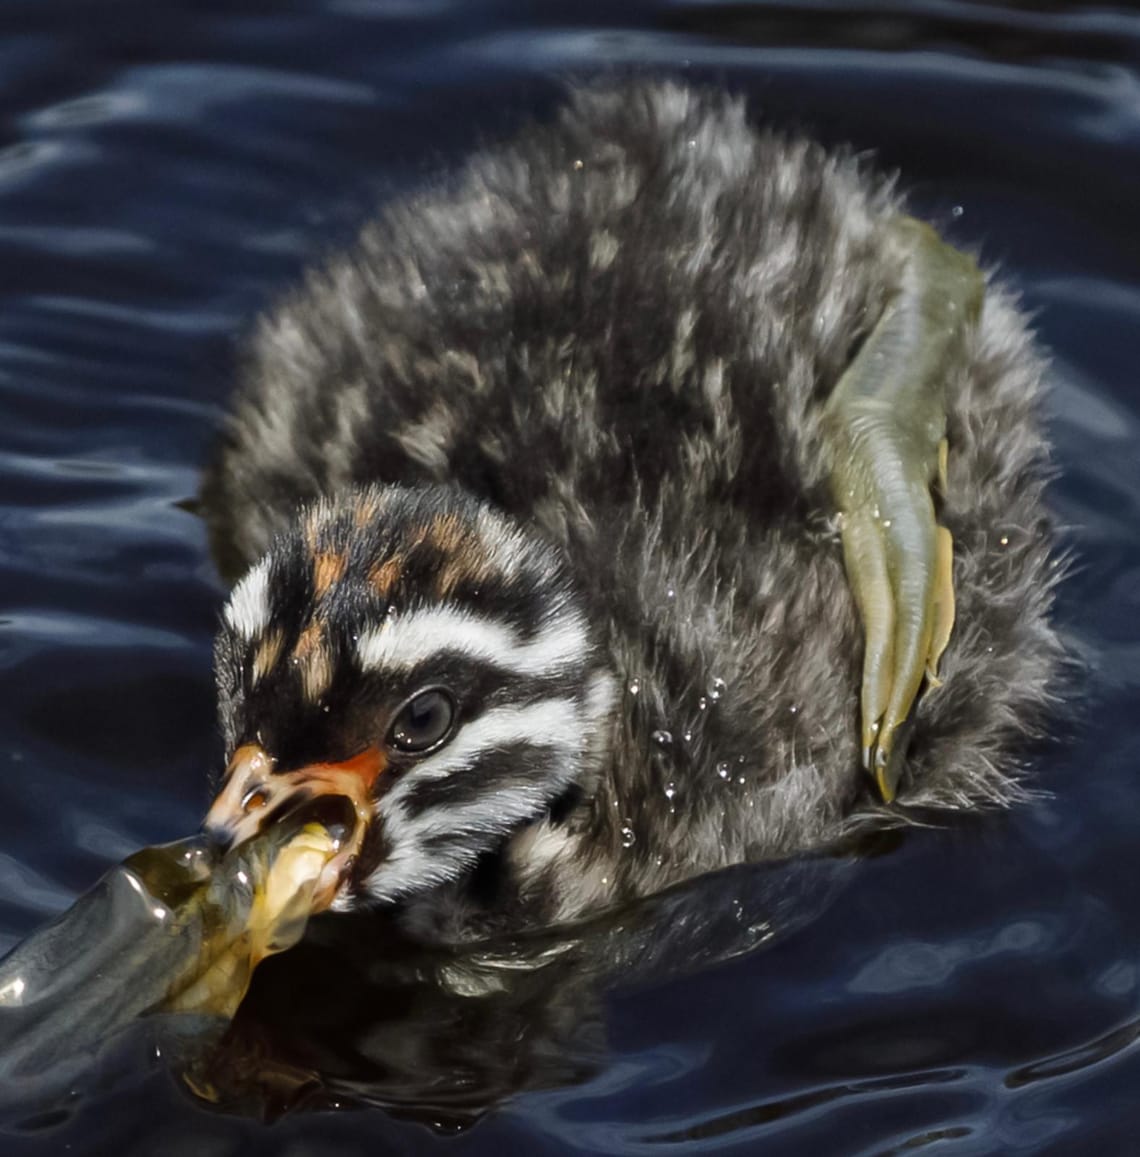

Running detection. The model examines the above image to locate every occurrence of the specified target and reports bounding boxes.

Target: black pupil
[392,690,453,753]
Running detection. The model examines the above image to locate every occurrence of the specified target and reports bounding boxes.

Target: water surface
[1,1,1138,1153]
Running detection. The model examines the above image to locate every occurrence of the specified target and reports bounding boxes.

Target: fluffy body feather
[203,82,1062,943]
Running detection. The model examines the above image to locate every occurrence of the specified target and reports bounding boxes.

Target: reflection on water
[0,1,1138,1153]
[188,855,843,1126]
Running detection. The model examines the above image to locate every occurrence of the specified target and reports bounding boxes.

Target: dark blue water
[1,1,1138,1152]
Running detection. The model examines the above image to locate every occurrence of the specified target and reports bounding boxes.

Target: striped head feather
[211,484,616,908]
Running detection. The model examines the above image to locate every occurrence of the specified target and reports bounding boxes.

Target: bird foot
[835,487,955,801]
[824,217,983,802]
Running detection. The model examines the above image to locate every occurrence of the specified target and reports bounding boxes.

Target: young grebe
[201,82,1062,945]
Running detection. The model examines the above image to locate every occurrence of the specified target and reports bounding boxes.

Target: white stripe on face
[356,606,589,679]
[365,784,556,903]
[408,783,556,840]
[584,669,617,733]
[224,558,272,640]
[338,841,457,909]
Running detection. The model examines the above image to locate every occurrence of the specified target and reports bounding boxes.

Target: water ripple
[643,1067,972,1143]
[1005,1013,1140,1090]
[0,1,1134,1153]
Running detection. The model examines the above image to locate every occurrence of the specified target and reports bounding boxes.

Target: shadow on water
[0,1,1138,1154]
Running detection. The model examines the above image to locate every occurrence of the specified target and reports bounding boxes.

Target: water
[1,0,1138,1152]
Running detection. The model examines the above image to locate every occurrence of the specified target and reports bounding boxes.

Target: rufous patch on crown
[369,556,403,599]
[251,628,285,685]
[426,513,466,554]
[429,513,493,597]
[313,550,348,597]
[292,618,334,702]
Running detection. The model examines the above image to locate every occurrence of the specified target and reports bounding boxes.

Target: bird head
[205,485,616,912]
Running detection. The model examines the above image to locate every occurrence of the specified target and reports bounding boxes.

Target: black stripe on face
[398,741,567,821]
[356,651,589,729]
[445,570,561,642]
[487,668,588,710]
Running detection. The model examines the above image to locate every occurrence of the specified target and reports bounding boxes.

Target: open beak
[204,743,386,909]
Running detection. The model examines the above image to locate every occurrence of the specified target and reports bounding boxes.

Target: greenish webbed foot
[823,217,984,802]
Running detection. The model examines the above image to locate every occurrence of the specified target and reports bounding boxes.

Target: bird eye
[389,689,455,754]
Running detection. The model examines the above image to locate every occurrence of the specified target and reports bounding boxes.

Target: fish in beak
[204,743,386,910]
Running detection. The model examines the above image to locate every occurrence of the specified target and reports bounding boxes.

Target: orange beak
[204,743,386,905]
